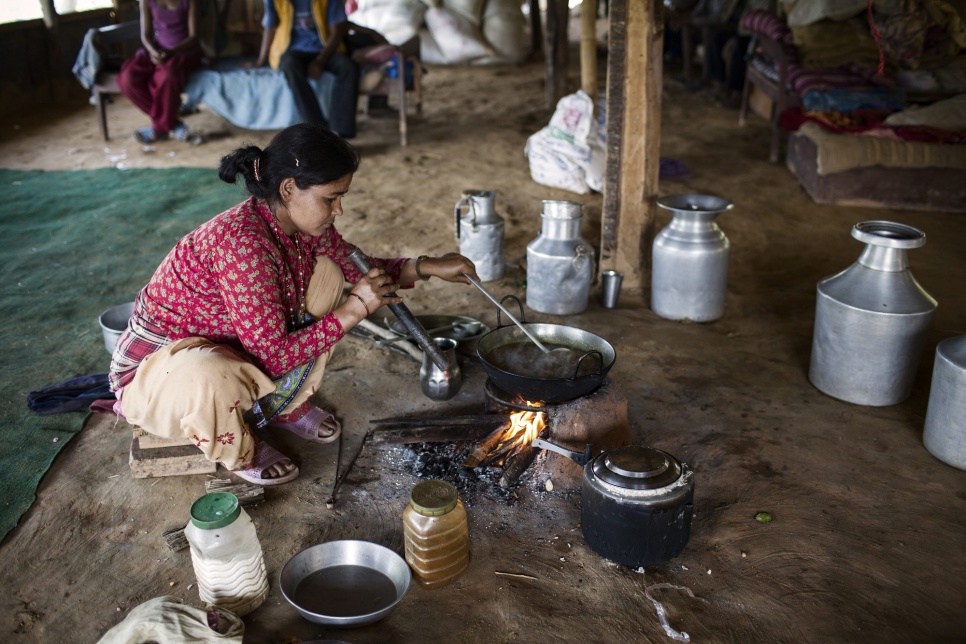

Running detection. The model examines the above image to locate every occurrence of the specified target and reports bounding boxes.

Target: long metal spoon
[463,273,553,354]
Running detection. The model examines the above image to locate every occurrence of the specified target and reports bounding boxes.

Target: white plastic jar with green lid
[184,492,269,617]
[402,480,469,589]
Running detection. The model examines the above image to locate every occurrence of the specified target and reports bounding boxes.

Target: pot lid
[410,480,459,516]
[592,446,682,491]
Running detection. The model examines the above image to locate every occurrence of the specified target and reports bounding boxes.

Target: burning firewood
[464,409,546,471]
[463,423,510,468]
[499,445,540,488]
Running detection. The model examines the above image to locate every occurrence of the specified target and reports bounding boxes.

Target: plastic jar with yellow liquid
[402,480,469,589]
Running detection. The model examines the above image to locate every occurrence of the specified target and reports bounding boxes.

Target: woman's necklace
[292,234,307,326]
[269,209,307,328]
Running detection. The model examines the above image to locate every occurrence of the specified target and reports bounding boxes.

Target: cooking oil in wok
[486,341,595,379]
[293,565,396,617]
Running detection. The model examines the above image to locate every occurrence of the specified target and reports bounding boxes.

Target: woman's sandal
[229,440,299,486]
[272,405,341,444]
[133,127,166,143]
[172,122,191,142]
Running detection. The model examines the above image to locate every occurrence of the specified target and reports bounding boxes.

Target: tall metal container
[651,194,734,322]
[809,220,937,407]
[455,190,505,282]
[526,200,594,315]
[923,336,966,470]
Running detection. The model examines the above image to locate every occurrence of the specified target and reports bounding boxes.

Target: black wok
[476,298,616,403]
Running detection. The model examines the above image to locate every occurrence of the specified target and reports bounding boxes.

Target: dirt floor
[2,39,966,644]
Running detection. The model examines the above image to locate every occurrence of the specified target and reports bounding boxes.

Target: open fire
[374,378,630,494]
[463,408,546,469]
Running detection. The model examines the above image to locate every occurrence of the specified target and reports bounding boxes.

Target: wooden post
[581,0,598,109]
[545,0,570,108]
[600,0,664,297]
[527,0,542,58]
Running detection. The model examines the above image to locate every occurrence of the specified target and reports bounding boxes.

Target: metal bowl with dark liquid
[279,540,411,627]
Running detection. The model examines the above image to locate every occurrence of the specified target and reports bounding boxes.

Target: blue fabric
[72,28,103,91]
[183,58,334,130]
[802,87,906,113]
[26,373,115,415]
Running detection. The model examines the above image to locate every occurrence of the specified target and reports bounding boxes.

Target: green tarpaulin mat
[0,167,242,544]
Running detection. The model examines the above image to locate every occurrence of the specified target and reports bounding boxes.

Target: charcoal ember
[403,441,511,501]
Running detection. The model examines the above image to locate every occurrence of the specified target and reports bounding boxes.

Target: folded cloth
[660,157,694,181]
[26,373,115,415]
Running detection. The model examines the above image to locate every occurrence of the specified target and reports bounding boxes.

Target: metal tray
[383,314,490,345]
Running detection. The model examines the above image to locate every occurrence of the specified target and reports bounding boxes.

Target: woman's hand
[334,267,403,331]
[412,253,479,285]
[353,267,404,314]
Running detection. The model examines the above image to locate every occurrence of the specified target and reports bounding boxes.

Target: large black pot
[476,301,616,404]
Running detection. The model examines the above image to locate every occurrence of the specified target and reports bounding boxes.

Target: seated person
[692,0,772,107]
[248,0,392,138]
[118,0,203,142]
[108,123,478,485]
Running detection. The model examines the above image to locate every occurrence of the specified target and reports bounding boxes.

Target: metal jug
[420,337,462,401]
[455,190,505,282]
[651,194,733,322]
[923,335,966,470]
[809,220,937,407]
[526,200,594,315]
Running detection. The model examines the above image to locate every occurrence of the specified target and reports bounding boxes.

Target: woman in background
[118,0,203,143]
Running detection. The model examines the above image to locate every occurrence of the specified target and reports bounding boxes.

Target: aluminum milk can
[526,200,594,315]
[809,220,937,407]
[923,335,966,470]
[455,190,505,282]
[651,194,734,322]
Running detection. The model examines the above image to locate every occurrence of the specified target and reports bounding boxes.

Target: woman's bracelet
[414,255,430,281]
[348,292,370,317]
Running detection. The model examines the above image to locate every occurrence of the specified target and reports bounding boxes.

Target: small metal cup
[600,271,624,309]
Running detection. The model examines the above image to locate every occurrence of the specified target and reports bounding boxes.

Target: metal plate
[384,314,490,345]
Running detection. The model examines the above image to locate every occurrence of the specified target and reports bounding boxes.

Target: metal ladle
[463,273,569,355]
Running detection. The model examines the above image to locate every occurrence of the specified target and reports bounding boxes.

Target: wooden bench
[90,21,423,146]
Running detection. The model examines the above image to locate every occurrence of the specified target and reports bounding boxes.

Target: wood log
[371,415,508,426]
[371,422,505,445]
[352,318,423,361]
[463,423,511,468]
[478,436,523,468]
[204,479,266,506]
[499,445,540,489]
[129,437,217,479]
[162,526,189,552]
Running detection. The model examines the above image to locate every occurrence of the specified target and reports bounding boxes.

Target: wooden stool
[129,426,217,479]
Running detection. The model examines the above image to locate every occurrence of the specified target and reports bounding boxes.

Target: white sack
[443,0,487,26]
[352,0,427,45]
[424,6,493,64]
[479,0,526,64]
[525,90,605,195]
